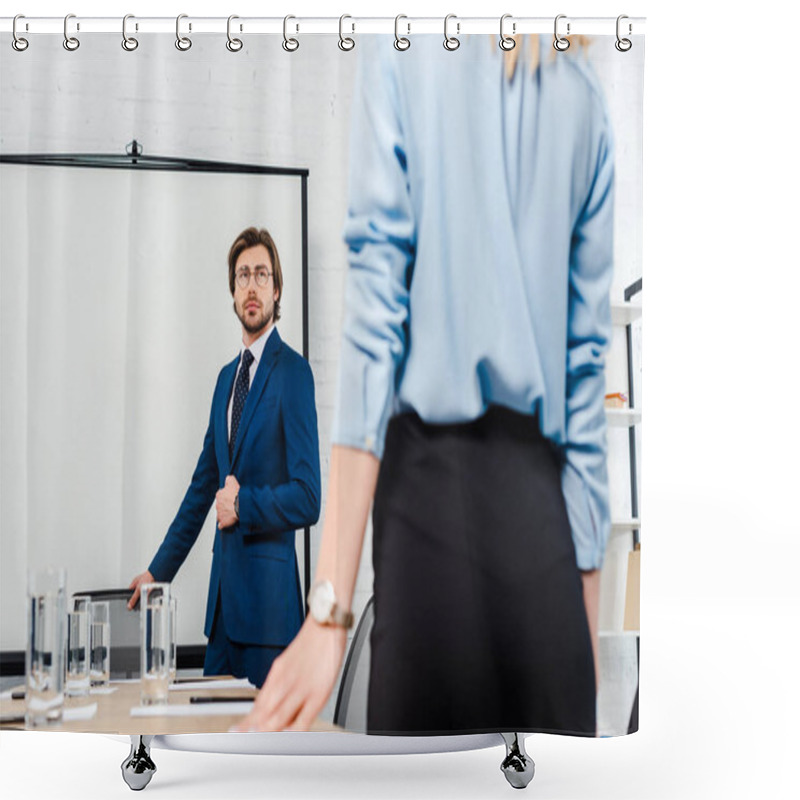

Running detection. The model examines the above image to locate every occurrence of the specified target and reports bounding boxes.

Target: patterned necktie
[229,349,254,458]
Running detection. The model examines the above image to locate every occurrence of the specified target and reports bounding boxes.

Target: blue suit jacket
[148,329,321,647]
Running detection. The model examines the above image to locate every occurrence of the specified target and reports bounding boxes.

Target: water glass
[140,583,170,706]
[169,596,178,684]
[66,595,91,697]
[89,601,111,687]
[25,567,67,726]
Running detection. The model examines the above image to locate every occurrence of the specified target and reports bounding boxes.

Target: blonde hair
[500,34,591,81]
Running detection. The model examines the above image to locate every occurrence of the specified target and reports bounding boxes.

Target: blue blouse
[332,35,614,570]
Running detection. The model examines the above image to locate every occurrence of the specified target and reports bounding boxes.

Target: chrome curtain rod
[1,15,646,36]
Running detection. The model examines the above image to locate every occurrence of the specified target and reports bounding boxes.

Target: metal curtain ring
[615,15,632,52]
[499,14,515,51]
[283,15,299,52]
[63,13,80,51]
[12,14,29,52]
[553,14,570,52]
[394,15,410,51]
[122,14,138,51]
[338,14,355,51]
[227,15,243,52]
[175,14,192,51]
[443,14,460,51]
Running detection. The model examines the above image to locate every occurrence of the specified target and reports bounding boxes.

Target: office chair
[333,595,374,732]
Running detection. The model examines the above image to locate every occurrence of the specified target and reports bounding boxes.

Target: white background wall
[2,1,799,799]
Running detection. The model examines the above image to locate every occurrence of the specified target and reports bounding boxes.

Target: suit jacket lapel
[230,328,282,470]
[216,358,238,477]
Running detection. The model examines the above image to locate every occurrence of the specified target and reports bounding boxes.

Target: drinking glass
[66,595,91,697]
[140,583,170,706]
[89,600,111,687]
[168,596,178,684]
[25,567,67,726]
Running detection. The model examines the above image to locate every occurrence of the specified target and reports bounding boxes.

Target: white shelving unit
[611,300,642,327]
[605,407,642,427]
[611,518,641,532]
[607,290,642,549]
[598,283,642,735]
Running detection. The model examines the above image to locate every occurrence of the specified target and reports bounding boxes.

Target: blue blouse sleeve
[561,97,615,571]
[331,38,415,459]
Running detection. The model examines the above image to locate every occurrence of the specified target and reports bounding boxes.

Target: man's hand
[216,475,240,529]
[231,617,347,732]
[127,569,155,610]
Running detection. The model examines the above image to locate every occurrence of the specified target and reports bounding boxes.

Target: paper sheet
[169,678,256,692]
[130,702,254,717]
[64,703,98,721]
[0,701,97,724]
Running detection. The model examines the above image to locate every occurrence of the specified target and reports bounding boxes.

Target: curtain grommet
[175,14,192,51]
[283,15,299,52]
[338,14,355,51]
[499,14,515,51]
[615,15,632,52]
[394,15,411,51]
[443,14,460,51]
[63,13,80,52]
[122,14,139,52]
[12,14,29,51]
[553,14,570,52]
[226,15,243,52]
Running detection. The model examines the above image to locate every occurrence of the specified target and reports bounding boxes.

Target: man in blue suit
[128,226,321,688]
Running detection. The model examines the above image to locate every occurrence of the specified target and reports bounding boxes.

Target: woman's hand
[232,618,347,731]
[232,446,378,732]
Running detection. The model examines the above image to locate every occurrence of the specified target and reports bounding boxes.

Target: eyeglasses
[235,267,272,289]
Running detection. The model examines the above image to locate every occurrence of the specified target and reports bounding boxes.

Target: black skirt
[368,406,596,736]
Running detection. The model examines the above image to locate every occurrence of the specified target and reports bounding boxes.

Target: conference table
[0,675,338,734]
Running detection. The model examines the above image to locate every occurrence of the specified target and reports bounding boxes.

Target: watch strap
[331,605,355,630]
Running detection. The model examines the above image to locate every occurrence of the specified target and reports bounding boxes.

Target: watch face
[309,580,335,623]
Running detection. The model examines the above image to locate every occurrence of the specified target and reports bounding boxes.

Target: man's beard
[234,299,272,335]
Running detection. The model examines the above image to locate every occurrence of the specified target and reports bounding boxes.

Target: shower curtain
[0,20,644,741]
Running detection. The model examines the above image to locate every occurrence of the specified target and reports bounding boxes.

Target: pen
[189,696,254,704]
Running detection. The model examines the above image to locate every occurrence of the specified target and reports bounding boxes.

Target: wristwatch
[308,580,354,629]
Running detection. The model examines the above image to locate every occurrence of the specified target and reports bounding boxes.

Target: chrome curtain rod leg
[121,735,157,791]
[500,732,535,789]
